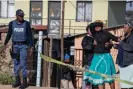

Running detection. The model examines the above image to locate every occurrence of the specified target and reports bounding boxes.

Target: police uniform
[4,9,33,89]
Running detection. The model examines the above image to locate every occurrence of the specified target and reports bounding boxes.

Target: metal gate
[74,49,83,89]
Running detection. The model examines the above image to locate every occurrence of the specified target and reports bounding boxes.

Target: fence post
[43,39,49,87]
[48,37,53,87]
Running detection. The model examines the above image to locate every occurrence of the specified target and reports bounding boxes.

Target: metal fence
[0,18,107,35]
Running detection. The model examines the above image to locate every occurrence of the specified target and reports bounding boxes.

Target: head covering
[16,9,25,16]
[64,53,70,61]
[94,21,104,28]
[125,20,133,28]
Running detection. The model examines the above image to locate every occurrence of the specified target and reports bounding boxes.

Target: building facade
[126,1,133,20]
[126,1,133,11]
[0,0,127,88]
[0,0,126,35]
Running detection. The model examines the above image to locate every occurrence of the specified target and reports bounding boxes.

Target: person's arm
[4,21,13,46]
[105,40,113,49]
[81,36,86,48]
[106,31,119,42]
[113,44,119,49]
[81,36,93,51]
[26,21,34,47]
[119,37,133,52]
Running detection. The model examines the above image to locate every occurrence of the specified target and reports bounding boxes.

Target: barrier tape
[37,42,133,85]
[0,43,133,86]
[40,53,133,85]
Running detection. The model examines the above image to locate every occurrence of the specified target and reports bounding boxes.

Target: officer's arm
[27,22,34,47]
[4,21,13,46]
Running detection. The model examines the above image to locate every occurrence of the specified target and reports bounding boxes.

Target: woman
[116,21,133,89]
[82,23,95,89]
[84,21,119,89]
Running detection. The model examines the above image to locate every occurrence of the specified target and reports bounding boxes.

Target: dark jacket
[81,35,94,67]
[115,44,124,67]
[93,30,118,53]
[118,32,133,67]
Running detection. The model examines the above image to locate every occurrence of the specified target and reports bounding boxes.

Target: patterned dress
[84,53,116,85]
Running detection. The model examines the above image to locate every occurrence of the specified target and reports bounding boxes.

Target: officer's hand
[29,47,33,56]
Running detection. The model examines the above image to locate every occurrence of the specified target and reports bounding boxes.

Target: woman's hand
[93,40,97,45]
[105,42,111,48]
[113,44,119,49]
[120,36,125,41]
[105,39,113,48]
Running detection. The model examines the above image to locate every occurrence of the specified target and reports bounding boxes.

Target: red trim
[32,25,48,31]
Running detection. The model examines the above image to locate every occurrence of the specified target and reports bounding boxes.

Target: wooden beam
[48,37,53,87]
[32,25,48,31]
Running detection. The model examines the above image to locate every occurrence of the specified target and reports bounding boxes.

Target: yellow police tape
[40,53,133,85]
[0,43,133,85]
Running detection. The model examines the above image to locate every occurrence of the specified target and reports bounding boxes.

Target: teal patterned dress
[83,53,116,85]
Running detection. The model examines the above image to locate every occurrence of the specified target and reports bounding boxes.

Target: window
[30,1,43,25]
[0,0,15,18]
[7,0,15,18]
[48,1,61,34]
[76,1,92,22]
[129,2,132,7]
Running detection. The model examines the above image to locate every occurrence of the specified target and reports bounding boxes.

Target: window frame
[7,0,15,18]
[30,1,43,25]
[48,1,61,34]
[76,1,92,22]
[0,0,15,18]
[129,2,132,7]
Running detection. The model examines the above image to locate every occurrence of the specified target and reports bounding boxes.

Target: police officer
[4,9,34,89]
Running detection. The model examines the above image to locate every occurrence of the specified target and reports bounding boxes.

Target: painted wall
[0,0,108,34]
[92,0,108,22]
[0,0,30,24]
[63,0,109,35]
[42,0,48,25]
[0,0,126,35]
[64,1,88,35]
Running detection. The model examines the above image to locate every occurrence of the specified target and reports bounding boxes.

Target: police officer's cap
[16,9,25,16]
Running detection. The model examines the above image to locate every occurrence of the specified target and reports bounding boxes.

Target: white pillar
[36,31,43,87]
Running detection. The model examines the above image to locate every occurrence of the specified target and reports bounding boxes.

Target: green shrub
[0,72,15,85]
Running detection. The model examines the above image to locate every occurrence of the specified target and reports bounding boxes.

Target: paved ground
[0,84,120,89]
[0,85,62,89]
